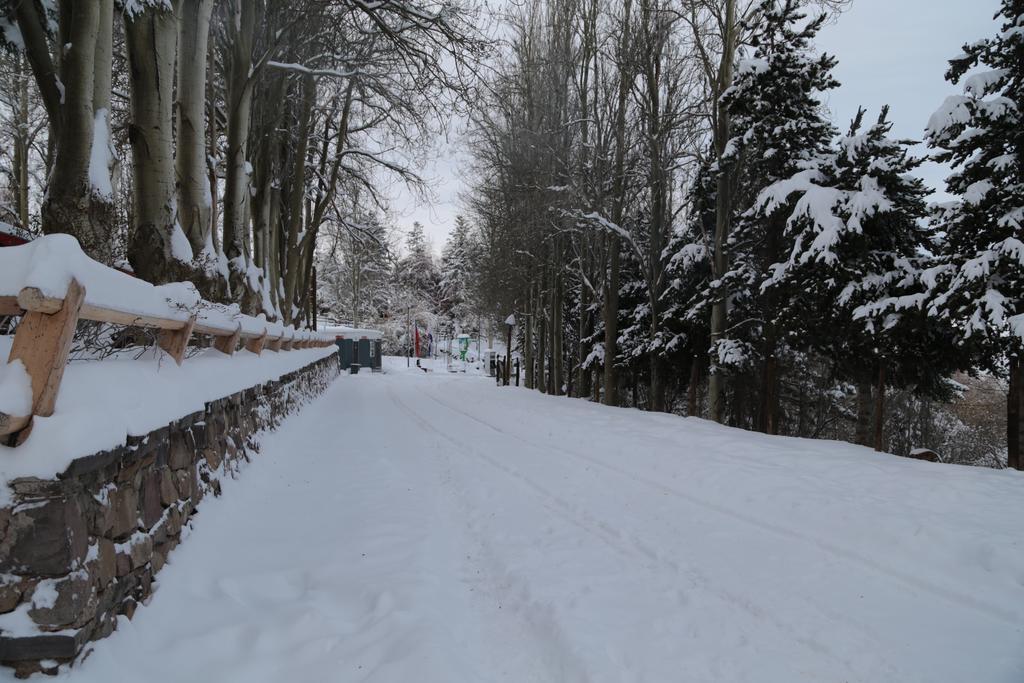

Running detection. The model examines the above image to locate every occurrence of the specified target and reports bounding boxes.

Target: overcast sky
[389,0,1002,254]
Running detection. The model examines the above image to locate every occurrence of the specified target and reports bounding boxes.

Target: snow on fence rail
[0,235,334,442]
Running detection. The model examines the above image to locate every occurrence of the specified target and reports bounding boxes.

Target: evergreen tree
[715,0,839,432]
[439,215,479,327]
[761,106,955,447]
[924,0,1024,468]
[398,222,440,301]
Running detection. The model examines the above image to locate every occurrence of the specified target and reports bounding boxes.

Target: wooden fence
[0,277,335,444]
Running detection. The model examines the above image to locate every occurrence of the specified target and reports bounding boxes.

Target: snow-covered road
[48,359,1024,682]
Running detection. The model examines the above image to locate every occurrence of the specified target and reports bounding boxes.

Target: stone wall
[0,352,339,677]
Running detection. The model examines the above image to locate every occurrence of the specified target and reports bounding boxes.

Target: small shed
[323,325,383,372]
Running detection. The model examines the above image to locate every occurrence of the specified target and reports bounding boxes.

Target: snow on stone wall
[0,352,339,676]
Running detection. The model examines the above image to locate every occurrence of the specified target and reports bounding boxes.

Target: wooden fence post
[214,324,242,355]
[157,315,196,365]
[245,330,267,355]
[8,278,86,420]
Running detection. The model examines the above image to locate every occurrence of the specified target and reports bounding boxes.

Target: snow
[30,580,59,611]
[926,95,973,139]
[30,358,1023,682]
[736,57,769,75]
[964,68,1008,97]
[87,110,114,199]
[0,343,336,498]
[0,18,23,50]
[320,324,383,341]
[0,358,31,417]
[170,223,193,264]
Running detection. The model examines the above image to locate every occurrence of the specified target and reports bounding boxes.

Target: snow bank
[0,341,337,496]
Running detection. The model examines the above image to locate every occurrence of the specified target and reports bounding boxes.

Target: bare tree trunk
[688,357,700,417]
[176,0,216,257]
[207,41,221,254]
[537,287,547,394]
[223,0,257,305]
[14,56,30,229]
[125,4,188,284]
[33,0,115,261]
[552,264,564,395]
[855,381,873,447]
[1008,356,1020,469]
[282,75,316,325]
[708,0,738,424]
[602,0,634,408]
[524,285,535,390]
[873,364,887,452]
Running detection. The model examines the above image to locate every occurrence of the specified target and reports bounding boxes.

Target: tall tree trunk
[207,38,221,254]
[1008,355,1021,469]
[688,357,700,417]
[282,75,316,325]
[14,56,30,229]
[223,0,258,305]
[524,285,535,390]
[602,236,620,406]
[855,381,873,447]
[125,4,188,284]
[537,292,547,394]
[642,0,667,413]
[552,265,564,395]
[873,364,887,452]
[603,0,633,408]
[176,0,216,258]
[35,0,115,262]
[708,0,738,424]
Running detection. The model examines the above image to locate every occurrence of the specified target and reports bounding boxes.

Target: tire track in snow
[387,384,593,683]
[388,384,870,679]
[416,381,1022,628]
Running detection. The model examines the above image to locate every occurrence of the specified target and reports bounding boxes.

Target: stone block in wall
[0,498,88,577]
[90,540,116,590]
[158,469,178,507]
[168,428,196,471]
[27,574,98,631]
[139,470,163,530]
[105,485,139,541]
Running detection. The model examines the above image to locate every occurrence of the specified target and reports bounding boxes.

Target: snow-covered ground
[30,356,1024,682]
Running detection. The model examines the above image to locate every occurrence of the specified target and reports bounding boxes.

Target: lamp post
[504,313,515,387]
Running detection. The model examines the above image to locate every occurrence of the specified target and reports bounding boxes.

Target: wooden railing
[0,238,335,443]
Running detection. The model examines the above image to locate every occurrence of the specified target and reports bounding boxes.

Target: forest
[1,0,1022,469]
